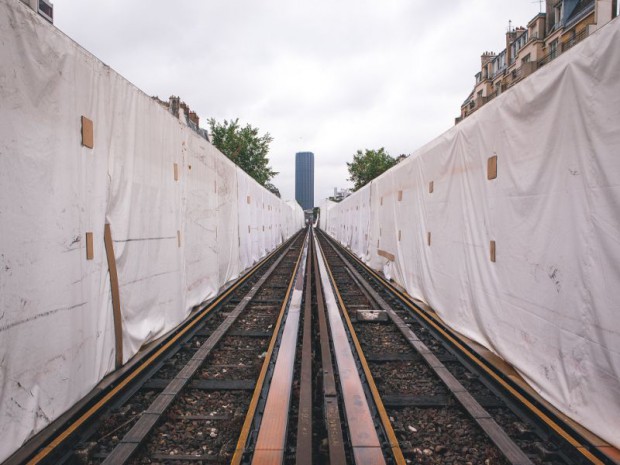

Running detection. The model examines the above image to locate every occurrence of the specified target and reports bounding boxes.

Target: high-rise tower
[295,151,314,211]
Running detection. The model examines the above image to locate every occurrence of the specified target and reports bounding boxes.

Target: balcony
[539,28,589,68]
[561,28,589,52]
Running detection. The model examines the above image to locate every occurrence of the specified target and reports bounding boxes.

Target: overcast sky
[52,0,542,205]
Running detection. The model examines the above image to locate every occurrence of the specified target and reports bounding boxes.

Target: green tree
[264,182,281,198]
[208,118,277,187]
[346,148,396,191]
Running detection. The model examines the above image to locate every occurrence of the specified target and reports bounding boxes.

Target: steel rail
[321,234,533,465]
[317,228,613,465]
[250,231,309,464]
[99,233,302,464]
[316,233,407,465]
[230,230,309,465]
[295,231,313,465]
[313,231,347,465]
[314,234,390,465]
[19,231,303,465]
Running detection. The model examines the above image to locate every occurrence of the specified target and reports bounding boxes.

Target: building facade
[295,151,314,211]
[331,187,352,202]
[457,0,617,123]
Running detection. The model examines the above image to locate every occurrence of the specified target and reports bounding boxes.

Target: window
[477,90,483,98]
[550,39,558,59]
[38,0,53,23]
[522,54,530,64]
[498,51,506,70]
[569,29,576,41]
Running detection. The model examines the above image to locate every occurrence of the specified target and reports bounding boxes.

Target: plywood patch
[378,249,395,262]
[488,155,498,180]
[81,116,93,149]
[85,232,94,260]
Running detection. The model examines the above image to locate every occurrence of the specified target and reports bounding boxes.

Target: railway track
[239,229,399,464]
[315,228,614,465]
[10,230,305,465]
[7,226,613,465]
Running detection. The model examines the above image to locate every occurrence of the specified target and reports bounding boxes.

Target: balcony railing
[458,19,595,125]
[561,28,589,52]
[538,28,589,68]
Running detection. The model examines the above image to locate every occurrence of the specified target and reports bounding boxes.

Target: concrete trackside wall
[320,18,620,448]
[0,1,304,460]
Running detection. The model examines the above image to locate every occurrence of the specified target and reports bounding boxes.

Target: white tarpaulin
[0,1,303,461]
[321,18,620,448]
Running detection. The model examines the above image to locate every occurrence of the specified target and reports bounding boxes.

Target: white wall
[0,1,304,460]
[321,17,620,449]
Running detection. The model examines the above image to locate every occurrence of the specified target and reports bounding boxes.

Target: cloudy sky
[52,0,542,205]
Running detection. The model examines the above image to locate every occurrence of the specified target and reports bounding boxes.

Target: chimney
[506,28,517,65]
[481,51,495,67]
[188,111,199,127]
[169,96,180,118]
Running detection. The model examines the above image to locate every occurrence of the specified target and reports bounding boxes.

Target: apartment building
[456,0,618,123]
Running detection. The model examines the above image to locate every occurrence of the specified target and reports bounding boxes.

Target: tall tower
[295,151,314,211]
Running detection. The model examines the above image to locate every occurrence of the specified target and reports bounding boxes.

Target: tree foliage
[346,148,397,191]
[208,118,277,187]
[264,182,281,198]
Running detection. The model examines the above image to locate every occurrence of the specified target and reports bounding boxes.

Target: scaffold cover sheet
[321,19,620,449]
[0,1,304,461]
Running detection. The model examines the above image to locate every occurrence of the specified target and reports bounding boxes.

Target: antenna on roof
[531,0,544,13]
